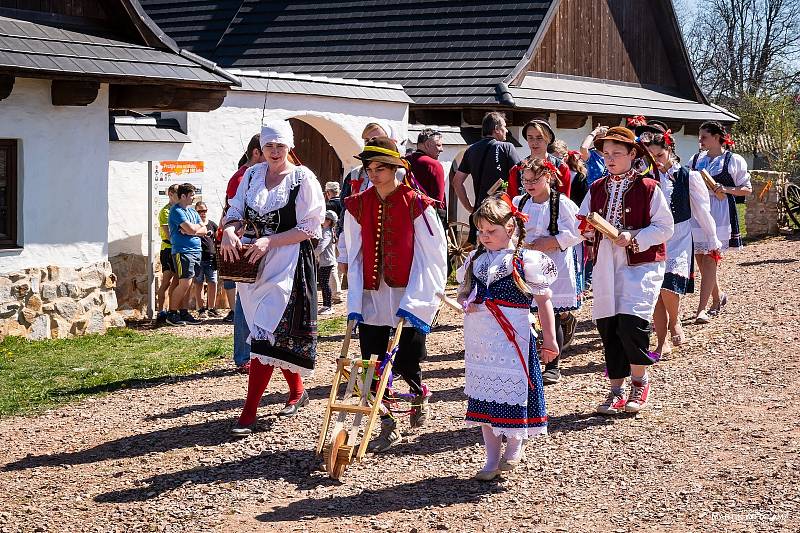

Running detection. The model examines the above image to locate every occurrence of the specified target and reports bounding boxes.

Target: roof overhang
[407,124,522,147]
[510,73,738,123]
[0,14,236,88]
[228,69,413,104]
[109,115,190,143]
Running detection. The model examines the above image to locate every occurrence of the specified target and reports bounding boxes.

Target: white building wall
[0,78,109,273]
[108,89,408,259]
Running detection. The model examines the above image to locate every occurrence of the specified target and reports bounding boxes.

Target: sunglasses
[197,210,207,213]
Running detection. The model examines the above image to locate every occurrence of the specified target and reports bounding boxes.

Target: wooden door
[288,118,344,185]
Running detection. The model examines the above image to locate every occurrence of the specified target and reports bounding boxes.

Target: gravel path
[1,236,798,532]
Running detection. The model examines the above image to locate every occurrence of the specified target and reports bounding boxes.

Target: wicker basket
[216,220,262,284]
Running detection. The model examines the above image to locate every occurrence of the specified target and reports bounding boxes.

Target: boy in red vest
[343,136,447,452]
[577,127,674,415]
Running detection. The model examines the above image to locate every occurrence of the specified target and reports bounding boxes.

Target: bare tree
[683,0,800,101]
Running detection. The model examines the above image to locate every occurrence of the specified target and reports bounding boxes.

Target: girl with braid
[456,194,558,481]
[689,121,752,323]
[513,159,583,384]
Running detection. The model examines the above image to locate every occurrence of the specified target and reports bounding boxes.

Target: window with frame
[0,140,18,248]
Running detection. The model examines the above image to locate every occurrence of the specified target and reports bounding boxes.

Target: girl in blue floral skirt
[456,194,559,481]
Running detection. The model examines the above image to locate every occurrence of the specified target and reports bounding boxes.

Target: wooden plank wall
[528,0,679,91]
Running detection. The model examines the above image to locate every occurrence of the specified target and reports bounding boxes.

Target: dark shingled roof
[139,0,555,105]
[0,15,233,86]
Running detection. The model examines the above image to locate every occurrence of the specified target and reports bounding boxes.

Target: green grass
[737,203,747,238]
[0,316,348,418]
[0,328,231,417]
[318,315,346,337]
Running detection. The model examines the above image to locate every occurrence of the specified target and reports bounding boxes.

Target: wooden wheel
[782,181,800,229]
[325,426,347,478]
[447,222,474,271]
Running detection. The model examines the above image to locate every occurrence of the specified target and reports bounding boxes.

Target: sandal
[708,293,728,317]
[671,329,686,347]
[695,311,711,324]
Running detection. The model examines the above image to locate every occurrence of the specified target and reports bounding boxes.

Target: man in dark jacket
[452,112,521,243]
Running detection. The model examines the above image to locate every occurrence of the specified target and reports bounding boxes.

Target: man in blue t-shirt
[580,125,610,187]
[166,183,206,326]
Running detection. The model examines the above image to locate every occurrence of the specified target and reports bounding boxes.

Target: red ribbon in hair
[723,133,735,149]
[663,129,674,147]
[568,150,581,159]
[541,159,558,174]
[626,115,647,127]
[501,193,529,223]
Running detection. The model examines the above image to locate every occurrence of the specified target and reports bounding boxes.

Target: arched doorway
[288,118,344,184]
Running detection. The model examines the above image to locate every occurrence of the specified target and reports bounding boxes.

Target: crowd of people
[157,111,751,481]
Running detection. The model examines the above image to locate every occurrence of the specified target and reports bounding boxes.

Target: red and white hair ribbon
[723,133,735,149]
[626,115,647,127]
[663,129,674,147]
[501,193,529,223]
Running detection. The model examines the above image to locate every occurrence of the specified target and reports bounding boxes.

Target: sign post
[147,161,155,319]
[148,161,205,320]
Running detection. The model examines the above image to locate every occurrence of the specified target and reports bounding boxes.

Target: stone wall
[109,252,233,319]
[746,171,787,239]
[110,253,149,319]
[0,261,125,340]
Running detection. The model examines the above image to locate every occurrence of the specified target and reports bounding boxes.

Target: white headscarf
[260,121,295,149]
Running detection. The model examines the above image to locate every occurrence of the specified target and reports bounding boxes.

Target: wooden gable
[522,0,701,102]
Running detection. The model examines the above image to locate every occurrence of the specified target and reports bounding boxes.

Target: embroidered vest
[345,183,434,290]
[589,174,666,266]
[243,176,300,238]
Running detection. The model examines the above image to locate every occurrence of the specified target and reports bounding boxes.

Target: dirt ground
[1,236,799,533]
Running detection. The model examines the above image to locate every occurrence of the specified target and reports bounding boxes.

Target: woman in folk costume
[456,194,558,481]
[512,158,582,384]
[507,119,571,198]
[689,121,752,323]
[342,136,447,452]
[577,127,674,415]
[220,121,326,436]
[638,123,721,357]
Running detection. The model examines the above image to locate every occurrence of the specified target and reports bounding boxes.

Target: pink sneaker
[596,390,627,415]
[625,381,651,413]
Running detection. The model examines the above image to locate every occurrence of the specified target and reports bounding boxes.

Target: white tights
[480,426,525,471]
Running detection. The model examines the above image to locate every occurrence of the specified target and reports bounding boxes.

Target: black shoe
[222,310,235,323]
[542,367,561,385]
[230,420,256,438]
[180,310,201,325]
[165,311,186,326]
[277,390,309,417]
[561,312,577,350]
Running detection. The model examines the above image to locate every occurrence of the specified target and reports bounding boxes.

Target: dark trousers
[318,265,333,308]
[596,314,653,380]
[359,323,427,396]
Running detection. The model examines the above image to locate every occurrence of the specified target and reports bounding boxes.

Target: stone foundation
[110,253,149,319]
[110,252,232,320]
[0,261,125,340]
[746,171,787,238]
